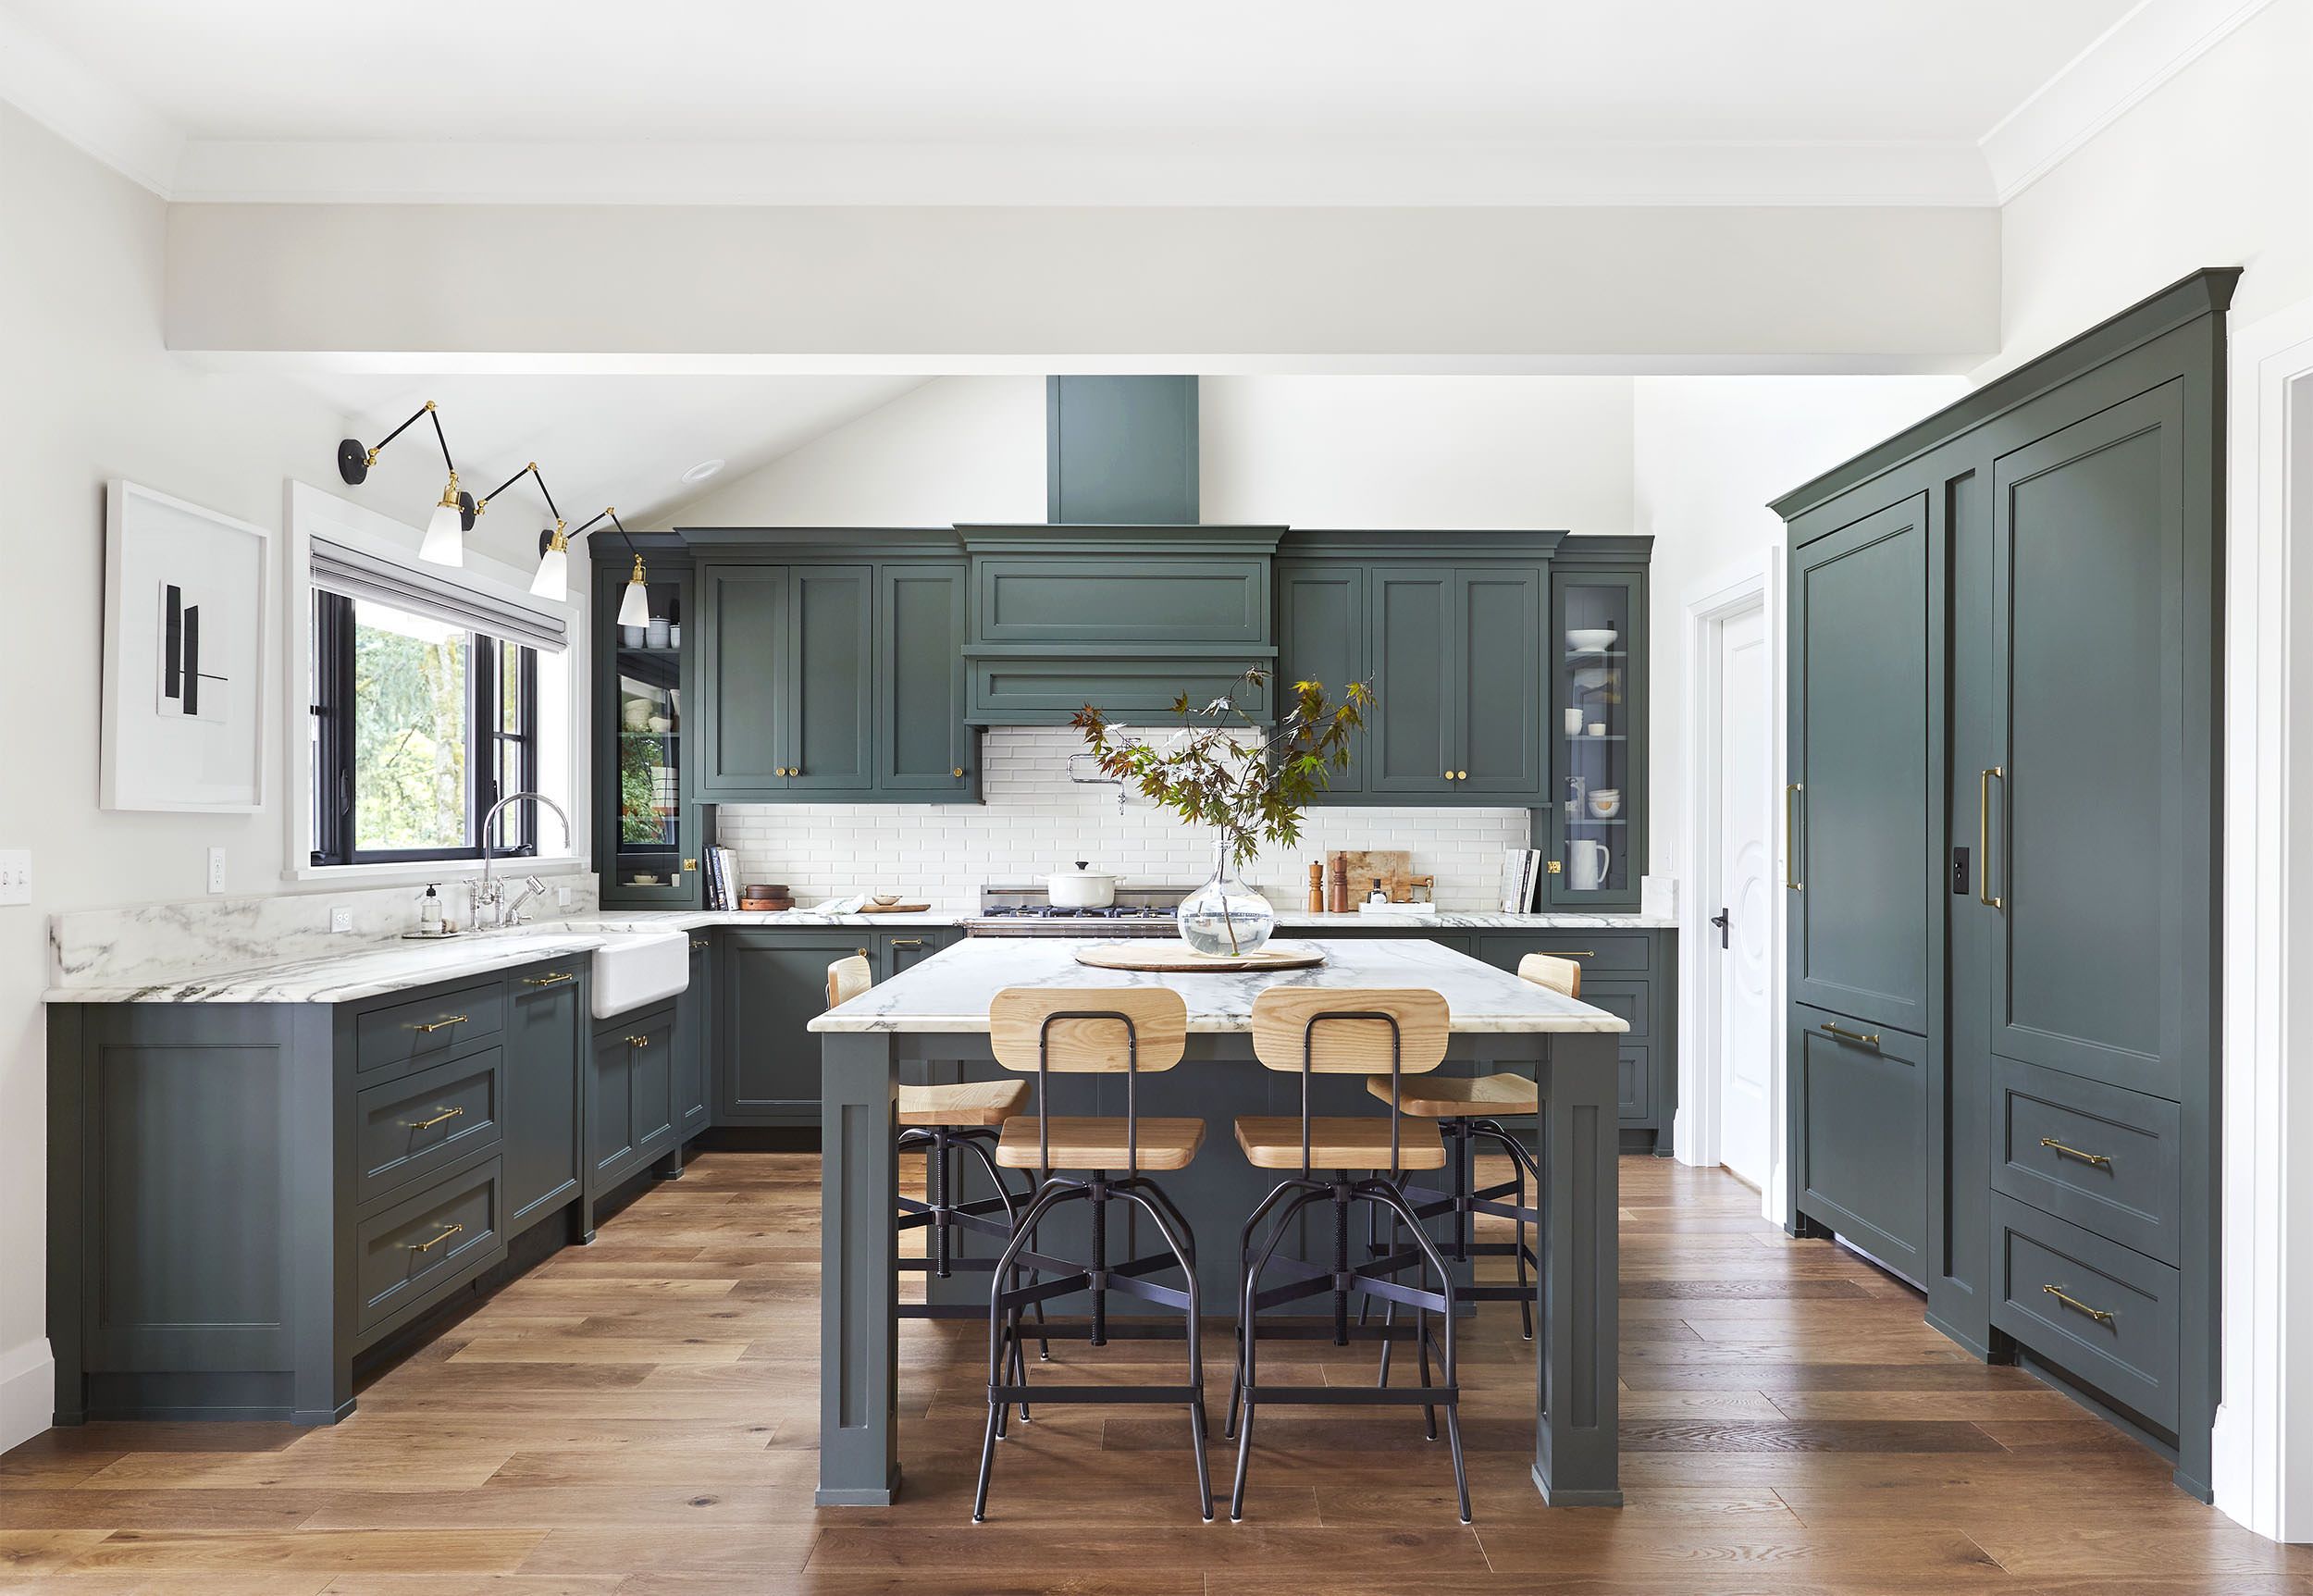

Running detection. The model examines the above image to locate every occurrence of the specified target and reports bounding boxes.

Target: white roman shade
[310,537,567,653]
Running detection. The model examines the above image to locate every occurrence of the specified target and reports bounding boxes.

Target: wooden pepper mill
[1328,854,1350,914]
[1307,860,1325,913]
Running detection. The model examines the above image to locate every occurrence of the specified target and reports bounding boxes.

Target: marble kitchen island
[808,934,1628,1511]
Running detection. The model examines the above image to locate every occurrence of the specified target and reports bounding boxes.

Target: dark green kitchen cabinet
[1543,542,1651,911]
[673,934,714,1141]
[785,565,874,792]
[1367,566,1458,795]
[503,967,586,1234]
[718,930,866,1126]
[878,563,974,795]
[596,545,701,908]
[696,562,790,798]
[1471,928,1677,1153]
[1275,562,1367,795]
[697,563,874,799]
[1791,1004,1927,1286]
[588,1006,676,1192]
[880,927,959,980]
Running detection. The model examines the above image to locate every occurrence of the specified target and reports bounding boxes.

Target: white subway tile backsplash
[714,728,1530,910]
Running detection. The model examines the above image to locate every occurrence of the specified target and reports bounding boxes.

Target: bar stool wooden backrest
[826,954,873,1008]
[1516,952,1580,999]
[989,987,1189,1180]
[1249,988,1450,1177]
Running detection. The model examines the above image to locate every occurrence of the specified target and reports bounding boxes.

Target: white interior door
[1714,603,1774,1187]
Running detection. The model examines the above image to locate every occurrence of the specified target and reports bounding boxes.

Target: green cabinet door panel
[697,563,790,798]
[1544,563,1648,909]
[878,563,971,792]
[1788,495,1931,1034]
[1276,563,1367,796]
[674,937,713,1139]
[785,565,874,792]
[974,556,1268,646]
[504,974,584,1231]
[1791,1003,1926,1285]
[720,931,867,1124]
[1456,568,1543,797]
[588,1027,639,1182]
[1367,567,1456,794]
[1989,384,2187,1103]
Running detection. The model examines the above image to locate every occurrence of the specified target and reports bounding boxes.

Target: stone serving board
[1073,941,1327,972]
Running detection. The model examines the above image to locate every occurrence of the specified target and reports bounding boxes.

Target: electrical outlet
[330,905,354,934]
[0,849,30,906]
[206,847,226,894]
[556,886,573,909]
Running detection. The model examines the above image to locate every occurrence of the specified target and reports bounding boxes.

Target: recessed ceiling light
[680,458,725,484]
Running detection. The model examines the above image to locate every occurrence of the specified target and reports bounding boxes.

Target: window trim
[309,589,541,869]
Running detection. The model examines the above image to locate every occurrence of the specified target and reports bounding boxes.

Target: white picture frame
[101,479,273,811]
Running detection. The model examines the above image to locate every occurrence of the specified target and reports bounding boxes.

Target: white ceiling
[1,0,2270,204]
[308,376,923,553]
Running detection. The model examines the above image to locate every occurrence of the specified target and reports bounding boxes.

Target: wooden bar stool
[1360,952,1571,1345]
[1226,987,1471,1523]
[972,987,1212,1524]
[824,958,1047,1364]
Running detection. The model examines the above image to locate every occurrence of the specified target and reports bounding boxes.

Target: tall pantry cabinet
[1775,269,2234,1500]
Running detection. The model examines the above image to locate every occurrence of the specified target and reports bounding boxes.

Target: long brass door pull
[2043,1283,2115,1325]
[2039,1137,2112,1169]
[1784,783,1803,890]
[1819,1021,1881,1048]
[1979,767,2005,909]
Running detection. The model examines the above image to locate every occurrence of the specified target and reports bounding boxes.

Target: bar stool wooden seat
[1358,953,1570,1342]
[1227,986,1471,1523]
[973,987,1212,1524]
[824,958,1045,1367]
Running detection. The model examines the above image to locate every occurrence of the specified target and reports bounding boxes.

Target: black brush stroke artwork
[160,582,229,719]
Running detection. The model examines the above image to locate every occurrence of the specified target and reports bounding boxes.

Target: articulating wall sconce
[336,400,476,567]
[570,505,649,626]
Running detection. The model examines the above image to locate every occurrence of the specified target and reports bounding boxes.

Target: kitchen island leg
[818,1032,901,1506]
[1532,1030,1623,1507]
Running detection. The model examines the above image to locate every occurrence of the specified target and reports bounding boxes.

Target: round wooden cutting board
[1073,941,1326,972]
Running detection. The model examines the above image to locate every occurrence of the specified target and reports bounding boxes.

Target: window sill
[284,855,591,890]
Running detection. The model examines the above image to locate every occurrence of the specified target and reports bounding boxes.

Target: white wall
[1201,377,1632,532]
[662,377,1044,528]
[1997,0,2313,371]
[0,108,365,1450]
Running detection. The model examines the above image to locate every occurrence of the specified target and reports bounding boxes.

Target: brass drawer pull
[1556,949,1597,959]
[2039,1137,2112,1169]
[405,1015,467,1034]
[891,937,925,950]
[1980,767,2005,909]
[625,1034,650,1048]
[691,937,711,950]
[856,946,871,959]
[403,1106,465,1132]
[406,1221,464,1255]
[2042,1283,2115,1325]
[1820,1021,1881,1047]
[1785,782,1803,890]
[520,971,575,987]
[682,858,699,872]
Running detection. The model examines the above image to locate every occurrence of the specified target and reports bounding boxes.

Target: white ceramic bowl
[1588,789,1624,818]
[1566,628,1619,651]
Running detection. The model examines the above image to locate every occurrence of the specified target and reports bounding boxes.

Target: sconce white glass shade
[419,498,465,566]
[528,542,568,601]
[616,569,651,628]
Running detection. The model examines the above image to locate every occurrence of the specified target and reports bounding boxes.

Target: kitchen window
[305,533,570,871]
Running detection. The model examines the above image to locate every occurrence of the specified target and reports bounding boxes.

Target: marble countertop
[808,934,1628,1035]
[45,905,1671,1005]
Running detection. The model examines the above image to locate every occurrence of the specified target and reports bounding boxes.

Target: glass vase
[1177,840,1276,957]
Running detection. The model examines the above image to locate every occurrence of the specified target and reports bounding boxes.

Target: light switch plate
[0,849,29,906]
[330,905,354,934]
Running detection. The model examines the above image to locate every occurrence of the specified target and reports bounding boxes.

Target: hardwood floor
[4,1153,2305,1594]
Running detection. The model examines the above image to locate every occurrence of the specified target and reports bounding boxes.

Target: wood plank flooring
[3,1153,2305,1594]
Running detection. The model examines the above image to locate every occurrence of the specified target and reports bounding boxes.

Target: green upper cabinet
[783,564,873,792]
[696,563,789,799]
[1542,543,1650,909]
[597,548,700,907]
[1276,562,1367,796]
[1456,567,1544,797]
[877,563,974,795]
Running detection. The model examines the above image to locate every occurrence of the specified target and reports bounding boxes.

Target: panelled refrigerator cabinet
[1776,268,2233,1500]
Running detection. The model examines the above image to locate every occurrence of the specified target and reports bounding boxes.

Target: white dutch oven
[1048,860,1119,909]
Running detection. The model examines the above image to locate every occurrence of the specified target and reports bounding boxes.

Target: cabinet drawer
[1479,932,1652,974]
[1576,977,1649,1040]
[1793,1003,1925,1283]
[1992,1194,2179,1433]
[354,1049,504,1207]
[1993,1058,2181,1266]
[354,981,505,1074]
[354,1158,504,1336]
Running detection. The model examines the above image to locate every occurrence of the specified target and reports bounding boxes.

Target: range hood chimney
[1045,377,1199,526]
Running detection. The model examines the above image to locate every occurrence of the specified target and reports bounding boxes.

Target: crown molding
[1981,0,2280,202]
[0,9,181,195]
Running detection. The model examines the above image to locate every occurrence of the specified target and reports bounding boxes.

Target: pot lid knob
[1074,860,1089,872]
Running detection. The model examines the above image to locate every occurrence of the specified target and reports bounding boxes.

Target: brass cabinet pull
[1556,950,1597,959]
[682,858,699,872]
[1820,1021,1881,1047]
[625,1034,650,1048]
[952,767,965,778]
[1979,767,2005,909]
[406,1221,464,1254]
[891,937,925,949]
[2039,1137,2113,1169]
[2042,1283,2115,1325]
[520,971,575,986]
[1444,769,1454,780]
[403,1106,465,1131]
[405,1015,467,1033]
[690,938,711,950]
[856,946,872,959]
[1784,783,1803,890]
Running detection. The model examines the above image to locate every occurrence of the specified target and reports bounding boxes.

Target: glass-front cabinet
[596,547,700,907]
[1545,540,1649,909]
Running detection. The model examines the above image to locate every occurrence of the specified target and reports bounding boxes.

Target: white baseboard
[0,1338,55,1455]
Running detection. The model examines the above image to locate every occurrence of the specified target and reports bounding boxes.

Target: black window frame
[310,588,541,868]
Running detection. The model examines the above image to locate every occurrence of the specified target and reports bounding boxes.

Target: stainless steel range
[965,883,1195,937]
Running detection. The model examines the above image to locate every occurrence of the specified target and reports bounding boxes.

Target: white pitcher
[1567,839,1613,894]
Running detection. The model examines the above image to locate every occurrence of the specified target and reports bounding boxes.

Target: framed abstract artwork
[101,480,273,811]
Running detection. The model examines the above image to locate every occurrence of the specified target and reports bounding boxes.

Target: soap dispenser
[418,882,443,935]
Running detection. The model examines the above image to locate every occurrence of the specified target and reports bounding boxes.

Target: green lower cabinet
[673,935,714,1141]
[1790,1002,1927,1287]
[1472,930,1676,1150]
[881,927,959,980]
[588,1005,676,1192]
[501,969,586,1234]
[719,930,869,1125]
